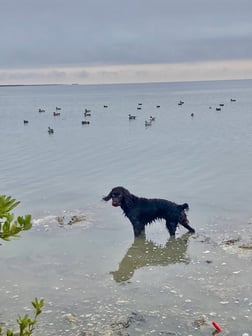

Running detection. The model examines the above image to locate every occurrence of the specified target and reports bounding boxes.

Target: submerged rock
[221,235,252,256]
[77,312,145,336]
[239,244,252,250]
[67,215,86,225]
[192,315,209,329]
[222,237,241,245]
[63,313,78,323]
[77,332,99,336]
[33,211,90,231]
[110,311,145,330]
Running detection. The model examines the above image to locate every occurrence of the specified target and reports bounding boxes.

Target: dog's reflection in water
[111,233,192,282]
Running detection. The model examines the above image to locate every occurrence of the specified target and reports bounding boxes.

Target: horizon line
[0,77,252,88]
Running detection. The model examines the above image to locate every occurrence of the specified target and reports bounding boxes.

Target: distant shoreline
[0,78,251,88]
[0,84,62,87]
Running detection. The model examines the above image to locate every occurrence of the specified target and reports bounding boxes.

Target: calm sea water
[1,80,252,335]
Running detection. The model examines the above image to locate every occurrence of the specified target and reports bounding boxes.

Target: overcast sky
[1,0,252,85]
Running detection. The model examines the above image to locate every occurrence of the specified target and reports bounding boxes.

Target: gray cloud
[1,0,252,70]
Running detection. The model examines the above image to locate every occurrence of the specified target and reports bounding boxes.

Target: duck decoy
[145,120,152,127]
[128,114,136,120]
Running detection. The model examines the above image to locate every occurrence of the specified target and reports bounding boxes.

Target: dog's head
[103,186,131,207]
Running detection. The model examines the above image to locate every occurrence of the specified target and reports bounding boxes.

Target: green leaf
[0,195,20,216]
[0,195,32,242]
[6,330,15,336]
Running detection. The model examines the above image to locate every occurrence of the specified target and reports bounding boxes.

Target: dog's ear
[122,189,135,208]
[103,191,112,201]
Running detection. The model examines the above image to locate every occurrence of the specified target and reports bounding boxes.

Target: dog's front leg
[130,218,145,237]
[178,213,195,233]
[166,221,177,237]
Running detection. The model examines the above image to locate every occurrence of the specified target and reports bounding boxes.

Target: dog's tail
[179,203,189,211]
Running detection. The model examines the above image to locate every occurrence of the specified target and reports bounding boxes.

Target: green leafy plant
[0,298,44,336]
[0,196,44,335]
[0,195,32,241]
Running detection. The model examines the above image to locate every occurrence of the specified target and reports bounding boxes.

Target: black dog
[103,186,195,237]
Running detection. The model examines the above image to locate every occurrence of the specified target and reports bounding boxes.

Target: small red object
[212,321,222,332]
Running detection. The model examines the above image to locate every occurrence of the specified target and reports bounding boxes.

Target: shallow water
[0,80,252,335]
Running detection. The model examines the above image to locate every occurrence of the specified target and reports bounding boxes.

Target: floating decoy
[48,127,54,134]
[145,120,152,127]
[156,105,160,108]
[216,107,221,111]
[128,114,136,120]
